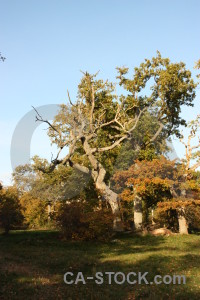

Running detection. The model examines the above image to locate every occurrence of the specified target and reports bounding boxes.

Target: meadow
[0,230,200,300]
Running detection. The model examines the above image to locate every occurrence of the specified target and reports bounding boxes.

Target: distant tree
[113,156,200,233]
[195,59,200,79]
[173,114,200,232]
[12,163,38,194]
[13,156,97,226]
[113,111,169,171]
[157,198,200,234]
[19,192,48,228]
[180,114,200,180]
[0,52,6,62]
[0,186,23,234]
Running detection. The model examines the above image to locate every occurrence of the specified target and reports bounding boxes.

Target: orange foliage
[157,198,200,212]
[113,156,178,201]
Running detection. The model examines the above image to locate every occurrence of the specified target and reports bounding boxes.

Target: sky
[0,0,200,185]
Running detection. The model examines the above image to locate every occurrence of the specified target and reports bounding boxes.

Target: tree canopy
[32,52,197,231]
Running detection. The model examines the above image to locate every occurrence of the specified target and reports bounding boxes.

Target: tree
[34,52,197,231]
[195,59,200,80]
[180,114,200,179]
[12,163,38,194]
[113,156,177,229]
[13,154,102,226]
[157,199,200,234]
[0,186,23,234]
[175,114,200,231]
[114,156,200,233]
[19,192,48,228]
[0,52,6,62]
[113,111,169,171]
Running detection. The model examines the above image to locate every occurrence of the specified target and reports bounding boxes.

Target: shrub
[0,187,24,234]
[20,193,50,228]
[154,208,179,232]
[56,201,113,241]
[185,205,200,232]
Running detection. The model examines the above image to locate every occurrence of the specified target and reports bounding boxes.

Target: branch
[92,135,128,153]
[32,106,62,138]
[67,90,76,107]
[89,85,95,132]
[68,159,91,174]
[127,107,146,133]
[190,160,200,172]
[149,121,164,143]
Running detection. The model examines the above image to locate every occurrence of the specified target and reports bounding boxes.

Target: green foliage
[113,111,168,171]
[12,163,37,194]
[46,52,197,184]
[13,158,102,230]
[117,51,197,137]
[11,54,200,235]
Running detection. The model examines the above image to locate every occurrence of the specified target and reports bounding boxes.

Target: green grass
[0,230,200,299]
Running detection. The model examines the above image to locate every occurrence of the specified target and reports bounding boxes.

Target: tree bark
[47,203,51,222]
[97,184,124,232]
[177,207,188,234]
[151,208,155,225]
[181,188,187,198]
[134,194,143,230]
[82,138,124,231]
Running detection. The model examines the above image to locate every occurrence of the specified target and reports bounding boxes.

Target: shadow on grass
[0,230,200,299]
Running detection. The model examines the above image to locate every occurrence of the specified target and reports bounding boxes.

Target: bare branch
[67,90,76,107]
[149,121,164,143]
[127,108,146,133]
[90,85,95,132]
[32,106,61,137]
[92,135,128,153]
[190,161,200,171]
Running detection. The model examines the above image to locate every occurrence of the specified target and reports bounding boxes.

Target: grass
[0,230,200,299]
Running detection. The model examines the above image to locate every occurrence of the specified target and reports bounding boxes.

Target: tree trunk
[177,207,188,234]
[181,189,187,197]
[47,203,51,222]
[134,194,143,230]
[151,208,155,225]
[95,182,124,232]
[82,138,124,231]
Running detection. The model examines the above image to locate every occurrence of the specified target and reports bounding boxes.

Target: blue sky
[0,0,200,185]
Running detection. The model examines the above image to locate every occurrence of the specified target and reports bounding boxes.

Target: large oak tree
[35,52,197,231]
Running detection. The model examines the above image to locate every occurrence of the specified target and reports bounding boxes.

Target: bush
[20,193,49,229]
[185,205,200,232]
[154,208,179,232]
[56,201,113,241]
[155,202,200,232]
[0,187,24,233]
